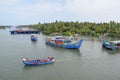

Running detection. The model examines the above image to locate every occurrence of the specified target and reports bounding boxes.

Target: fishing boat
[21,57,54,66]
[31,34,38,41]
[10,29,40,34]
[45,36,83,49]
[102,40,120,50]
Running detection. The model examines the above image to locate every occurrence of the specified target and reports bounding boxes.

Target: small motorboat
[21,57,54,66]
[102,41,120,50]
[45,36,83,49]
[31,34,38,41]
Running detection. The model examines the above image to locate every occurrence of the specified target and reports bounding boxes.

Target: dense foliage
[0,25,11,29]
[18,21,120,37]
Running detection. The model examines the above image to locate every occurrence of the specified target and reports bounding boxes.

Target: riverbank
[16,21,120,38]
[0,25,11,29]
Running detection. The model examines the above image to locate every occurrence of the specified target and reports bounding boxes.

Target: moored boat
[10,29,40,34]
[45,36,83,49]
[21,57,54,66]
[31,34,38,41]
[102,40,120,50]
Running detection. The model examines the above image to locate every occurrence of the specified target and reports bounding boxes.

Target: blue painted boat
[45,36,83,49]
[31,35,38,41]
[21,57,54,66]
[102,41,120,50]
[62,39,83,49]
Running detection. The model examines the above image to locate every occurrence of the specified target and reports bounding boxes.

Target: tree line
[0,25,11,29]
[18,21,120,37]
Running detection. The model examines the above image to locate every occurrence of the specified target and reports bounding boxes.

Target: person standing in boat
[46,57,50,61]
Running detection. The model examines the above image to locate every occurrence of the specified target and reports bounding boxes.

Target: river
[0,28,120,80]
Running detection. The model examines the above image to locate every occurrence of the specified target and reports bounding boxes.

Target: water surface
[0,28,120,80]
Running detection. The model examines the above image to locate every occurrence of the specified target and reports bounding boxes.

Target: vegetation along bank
[17,21,120,38]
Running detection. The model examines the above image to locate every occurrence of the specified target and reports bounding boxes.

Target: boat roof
[110,41,120,44]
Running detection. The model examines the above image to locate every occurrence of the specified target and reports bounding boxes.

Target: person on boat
[47,57,50,59]
[43,58,47,62]
[50,57,55,62]
[37,59,40,62]
[69,35,73,40]
[40,59,43,62]
[47,57,54,60]
[51,57,54,60]
[40,58,46,62]
[46,57,51,61]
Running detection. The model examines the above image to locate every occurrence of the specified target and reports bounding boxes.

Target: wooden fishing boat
[10,29,40,34]
[102,40,120,50]
[31,34,38,41]
[45,36,83,49]
[21,57,54,66]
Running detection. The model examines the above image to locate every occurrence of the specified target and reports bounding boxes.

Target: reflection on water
[31,40,37,45]
[46,44,81,56]
[101,47,120,55]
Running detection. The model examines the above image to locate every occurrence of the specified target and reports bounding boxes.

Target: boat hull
[102,41,115,50]
[46,39,83,49]
[31,37,37,41]
[23,59,54,66]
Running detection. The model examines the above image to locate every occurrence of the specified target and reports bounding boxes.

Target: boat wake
[55,60,64,62]
[55,59,75,62]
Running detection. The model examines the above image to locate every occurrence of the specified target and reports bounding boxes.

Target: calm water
[0,28,120,80]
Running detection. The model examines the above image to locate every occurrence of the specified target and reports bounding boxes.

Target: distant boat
[10,29,40,34]
[45,36,83,49]
[31,34,38,41]
[102,40,120,50]
[21,57,54,66]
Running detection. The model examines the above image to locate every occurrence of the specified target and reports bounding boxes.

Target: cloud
[0,0,21,5]
[65,0,120,15]
[63,0,120,22]
[0,0,66,25]
[0,0,120,25]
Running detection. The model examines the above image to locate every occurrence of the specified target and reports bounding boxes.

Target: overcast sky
[0,0,120,25]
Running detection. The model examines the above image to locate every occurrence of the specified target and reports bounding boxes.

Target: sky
[0,0,120,25]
